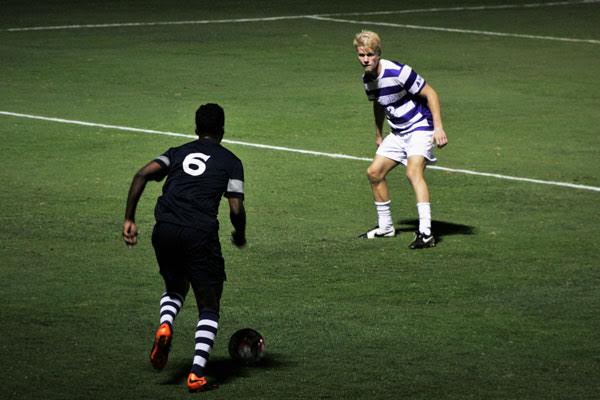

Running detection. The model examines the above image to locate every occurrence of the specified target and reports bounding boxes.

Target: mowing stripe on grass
[308,15,600,45]
[5,0,599,33]
[1,110,599,193]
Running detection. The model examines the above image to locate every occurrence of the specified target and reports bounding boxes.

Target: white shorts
[376,131,437,166]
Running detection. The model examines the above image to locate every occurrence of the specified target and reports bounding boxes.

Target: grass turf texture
[1,1,599,399]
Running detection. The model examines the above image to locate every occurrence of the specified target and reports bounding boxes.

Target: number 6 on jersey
[183,153,211,176]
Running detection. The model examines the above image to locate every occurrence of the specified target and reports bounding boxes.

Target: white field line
[2,110,599,193]
[4,16,303,32]
[317,0,600,17]
[5,0,599,33]
[308,15,600,45]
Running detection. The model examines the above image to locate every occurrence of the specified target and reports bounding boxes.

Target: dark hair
[195,103,225,137]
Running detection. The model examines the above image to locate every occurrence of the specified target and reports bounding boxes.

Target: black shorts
[152,222,226,286]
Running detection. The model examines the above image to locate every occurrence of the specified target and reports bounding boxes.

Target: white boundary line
[4,16,304,32]
[5,0,600,42]
[317,0,600,16]
[307,15,600,44]
[1,110,599,193]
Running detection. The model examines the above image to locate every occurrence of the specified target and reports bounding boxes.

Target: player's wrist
[231,231,246,247]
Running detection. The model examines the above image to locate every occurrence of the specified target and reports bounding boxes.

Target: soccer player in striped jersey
[354,30,448,249]
[123,103,246,391]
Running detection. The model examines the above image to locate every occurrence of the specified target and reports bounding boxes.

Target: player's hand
[432,128,448,148]
[231,231,246,248]
[123,219,138,247]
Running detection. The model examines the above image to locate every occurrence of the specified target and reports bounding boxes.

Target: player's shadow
[160,353,289,387]
[396,219,476,243]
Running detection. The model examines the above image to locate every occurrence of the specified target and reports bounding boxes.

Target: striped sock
[159,292,184,329]
[191,310,220,375]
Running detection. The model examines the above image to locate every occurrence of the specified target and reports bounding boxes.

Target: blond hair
[353,30,381,54]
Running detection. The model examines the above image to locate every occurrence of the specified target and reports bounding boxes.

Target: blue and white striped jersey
[363,59,433,135]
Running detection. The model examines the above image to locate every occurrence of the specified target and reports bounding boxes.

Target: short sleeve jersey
[153,138,244,232]
[363,59,433,135]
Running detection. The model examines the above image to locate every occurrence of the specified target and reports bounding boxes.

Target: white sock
[375,200,393,232]
[417,202,431,235]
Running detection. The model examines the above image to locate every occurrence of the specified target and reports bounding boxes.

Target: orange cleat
[149,323,172,370]
[187,373,208,392]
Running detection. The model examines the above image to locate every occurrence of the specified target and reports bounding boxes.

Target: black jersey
[153,138,244,232]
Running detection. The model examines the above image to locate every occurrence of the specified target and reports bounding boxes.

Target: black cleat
[409,231,436,249]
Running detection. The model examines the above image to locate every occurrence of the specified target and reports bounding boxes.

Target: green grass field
[1,1,599,399]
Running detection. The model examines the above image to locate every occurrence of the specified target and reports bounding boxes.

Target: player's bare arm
[373,101,386,147]
[123,161,167,247]
[229,197,246,247]
[419,84,448,148]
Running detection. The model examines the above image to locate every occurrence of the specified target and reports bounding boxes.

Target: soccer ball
[228,328,265,364]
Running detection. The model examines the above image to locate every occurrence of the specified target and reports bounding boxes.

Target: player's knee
[405,167,423,184]
[366,166,384,184]
[165,280,190,298]
[194,285,222,315]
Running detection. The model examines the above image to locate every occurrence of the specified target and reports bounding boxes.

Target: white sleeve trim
[156,155,170,167]
[227,179,244,194]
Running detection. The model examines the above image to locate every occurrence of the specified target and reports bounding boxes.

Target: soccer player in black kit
[122,103,246,392]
